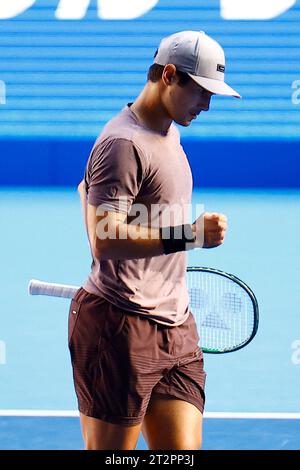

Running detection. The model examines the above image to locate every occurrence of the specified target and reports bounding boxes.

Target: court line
[1,410,300,419]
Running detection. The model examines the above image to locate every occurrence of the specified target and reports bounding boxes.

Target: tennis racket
[28,266,259,354]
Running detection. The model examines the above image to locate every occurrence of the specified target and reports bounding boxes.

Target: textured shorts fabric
[68,288,206,426]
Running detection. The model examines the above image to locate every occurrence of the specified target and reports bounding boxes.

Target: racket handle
[28,279,79,299]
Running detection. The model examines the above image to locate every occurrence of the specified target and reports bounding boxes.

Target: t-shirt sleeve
[86,138,144,214]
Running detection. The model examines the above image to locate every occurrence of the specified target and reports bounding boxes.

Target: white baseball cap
[154,30,241,98]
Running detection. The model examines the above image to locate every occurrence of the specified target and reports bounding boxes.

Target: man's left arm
[78,179,88,231]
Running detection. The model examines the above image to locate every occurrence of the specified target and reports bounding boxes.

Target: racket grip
[28,279,79,299]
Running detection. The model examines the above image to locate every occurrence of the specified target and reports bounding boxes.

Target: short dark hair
[147,63,192,87]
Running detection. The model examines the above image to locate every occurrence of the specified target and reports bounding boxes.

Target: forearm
[87,203,231,260]
[94,222,165,260]
[89,206,227,260]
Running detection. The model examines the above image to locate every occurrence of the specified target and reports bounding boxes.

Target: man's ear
[163,64,177,85]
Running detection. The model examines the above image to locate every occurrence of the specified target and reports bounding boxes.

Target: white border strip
[0,410,300,419]
[205,412,300,420]
[0,410,79,417]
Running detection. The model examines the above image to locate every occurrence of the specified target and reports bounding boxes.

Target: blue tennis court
[1,188,299,449]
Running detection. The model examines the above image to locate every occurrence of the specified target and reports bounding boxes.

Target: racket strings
[187,271,254,352]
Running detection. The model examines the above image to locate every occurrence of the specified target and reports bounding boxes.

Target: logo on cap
[217,64,225,73]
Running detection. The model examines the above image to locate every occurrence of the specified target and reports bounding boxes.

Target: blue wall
[1,0,300,186]
[1,139,299,187]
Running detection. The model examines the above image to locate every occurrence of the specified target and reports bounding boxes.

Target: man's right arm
[83,139,227,260]
[87,204,164,260]
[87,204,227,260]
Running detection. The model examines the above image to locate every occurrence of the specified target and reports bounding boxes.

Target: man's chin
[175,118,192,127]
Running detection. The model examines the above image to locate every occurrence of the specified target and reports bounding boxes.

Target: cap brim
[188,74,241,98]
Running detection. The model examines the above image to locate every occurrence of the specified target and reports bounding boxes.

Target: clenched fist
[192,212,228,249]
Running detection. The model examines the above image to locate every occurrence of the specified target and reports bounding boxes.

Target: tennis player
[70,31,240,450]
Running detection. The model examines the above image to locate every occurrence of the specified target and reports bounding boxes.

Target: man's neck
[130,82,172,134]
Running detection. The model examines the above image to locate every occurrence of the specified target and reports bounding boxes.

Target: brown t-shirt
[83,105,193,326]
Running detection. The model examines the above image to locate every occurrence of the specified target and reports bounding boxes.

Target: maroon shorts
[68,288,206,426]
